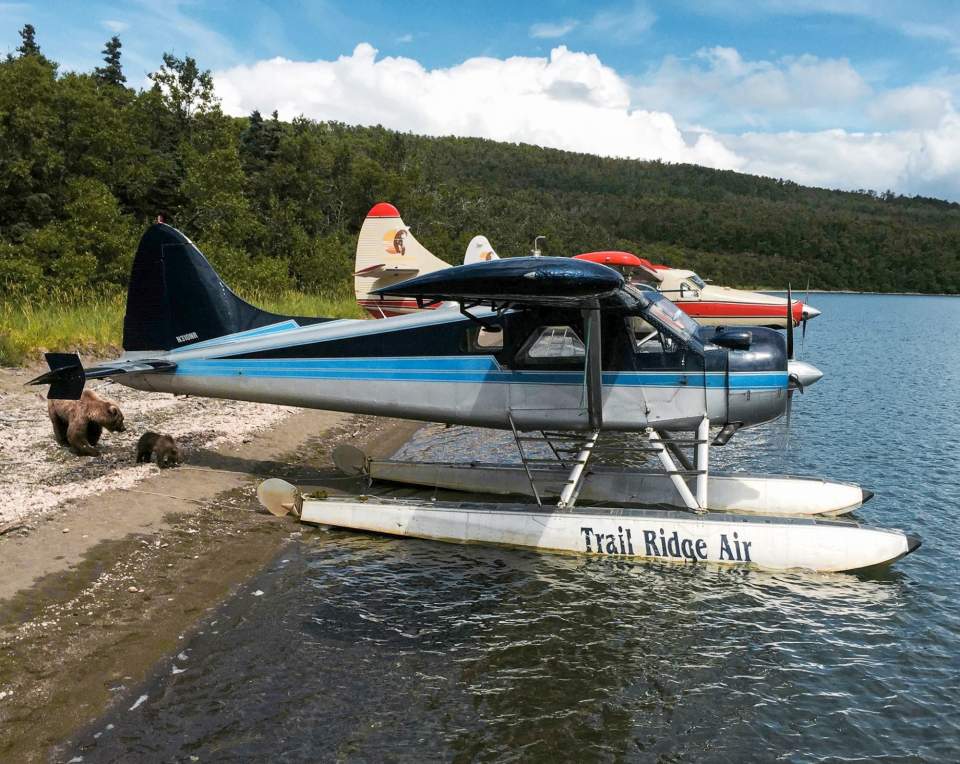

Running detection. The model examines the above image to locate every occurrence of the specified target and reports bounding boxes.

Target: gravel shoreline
[0,364,299,529]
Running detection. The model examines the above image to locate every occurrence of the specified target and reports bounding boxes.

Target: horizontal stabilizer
[28,353,176,399]
[373,256,625,308]
[353,263,420,277]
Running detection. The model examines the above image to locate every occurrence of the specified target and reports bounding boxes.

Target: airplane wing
[28,353,176,399]
[573,251,663,283]
[374,257,704,354]
[373,256,625,308]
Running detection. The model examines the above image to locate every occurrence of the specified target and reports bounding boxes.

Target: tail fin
[123,224,328,352]
[464,235,499,265]
[354,203,451,318]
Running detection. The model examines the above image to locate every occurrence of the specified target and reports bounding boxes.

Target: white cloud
[728,115,960,198]
[102,19,129,33]
[868,85,953,128]
[530,19,579,39]
[633,47,871,130]
[213,43,960,199]
[214,44,739,170]
[397,33,413,44]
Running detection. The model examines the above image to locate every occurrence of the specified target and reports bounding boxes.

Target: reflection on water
[71,295,960,761]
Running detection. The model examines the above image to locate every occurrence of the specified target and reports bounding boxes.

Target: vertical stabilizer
[354,203,451,317]
[464,235,499,265]
[123,224,330,352]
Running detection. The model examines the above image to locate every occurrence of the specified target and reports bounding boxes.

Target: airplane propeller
[783,283,796,450]
[787,283,794,362]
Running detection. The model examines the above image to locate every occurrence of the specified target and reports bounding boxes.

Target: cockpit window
[689,274,706,289]
[643,294,700,344]
[520,326,585,364]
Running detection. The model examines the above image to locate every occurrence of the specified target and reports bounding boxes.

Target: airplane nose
[788,360,823,391]
[801,304,821,320]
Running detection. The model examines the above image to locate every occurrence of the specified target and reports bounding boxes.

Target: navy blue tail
[123,224,329,352]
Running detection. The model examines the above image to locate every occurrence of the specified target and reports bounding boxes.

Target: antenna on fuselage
[531,235,545,257]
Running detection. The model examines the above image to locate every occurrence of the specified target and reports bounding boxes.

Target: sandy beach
[0,363,419,762]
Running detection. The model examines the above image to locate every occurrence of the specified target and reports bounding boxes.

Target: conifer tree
[16,24,40,57]
[95,35,126,86]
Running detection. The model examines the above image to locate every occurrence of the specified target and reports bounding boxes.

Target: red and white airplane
[573,251,820,328]
[354,203,819,328]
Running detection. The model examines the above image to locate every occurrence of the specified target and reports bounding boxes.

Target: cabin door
[508,324,591,431]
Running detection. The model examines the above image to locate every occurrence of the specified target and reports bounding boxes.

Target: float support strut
[648,428,701,511]
[557,430,599,510]
[696,417,710,509]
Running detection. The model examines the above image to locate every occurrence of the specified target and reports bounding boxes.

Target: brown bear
[48,389,126,456]
[136,431,181,468]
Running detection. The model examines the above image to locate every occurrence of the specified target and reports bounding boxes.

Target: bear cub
[136,431,181,468]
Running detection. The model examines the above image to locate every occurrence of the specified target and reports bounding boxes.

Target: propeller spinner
[786,284,824,392]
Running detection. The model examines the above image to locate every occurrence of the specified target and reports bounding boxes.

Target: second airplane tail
[354,203,452,317]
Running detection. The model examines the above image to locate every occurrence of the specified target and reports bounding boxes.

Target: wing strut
[583,307,603,431]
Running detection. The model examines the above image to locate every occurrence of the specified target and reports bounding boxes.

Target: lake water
[68,294,960,762]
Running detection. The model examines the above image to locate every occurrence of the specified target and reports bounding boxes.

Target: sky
[3,0,960,200]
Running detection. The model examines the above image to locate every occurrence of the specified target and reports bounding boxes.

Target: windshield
[689,274,706,289]
[621,283,703,350]
[636,289,701,347]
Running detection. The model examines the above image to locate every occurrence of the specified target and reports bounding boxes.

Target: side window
[520,326,585,364]
[466,326,504,352]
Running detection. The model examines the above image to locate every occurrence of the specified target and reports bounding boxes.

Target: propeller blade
[786,283,794,360]
[802,277,813,355]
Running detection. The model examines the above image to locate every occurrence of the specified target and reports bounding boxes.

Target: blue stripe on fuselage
[172,357,787,389]
[170,320,303,352]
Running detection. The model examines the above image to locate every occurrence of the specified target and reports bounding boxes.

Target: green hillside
[3,24,960,300]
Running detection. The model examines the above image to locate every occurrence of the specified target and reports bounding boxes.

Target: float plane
[353,203,821,330]
[30,223,917,573]
[573,251,821,330]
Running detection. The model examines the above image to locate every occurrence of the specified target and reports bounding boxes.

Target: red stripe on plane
[358,298,441,318]
[678,301,804,322]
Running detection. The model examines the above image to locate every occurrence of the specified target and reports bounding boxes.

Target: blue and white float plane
[31,224,919,573]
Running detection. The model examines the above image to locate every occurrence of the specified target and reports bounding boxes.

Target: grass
[247,288,365,321]
[0,287,364,367]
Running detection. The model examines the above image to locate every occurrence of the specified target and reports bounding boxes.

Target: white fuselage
[118,311,787,433]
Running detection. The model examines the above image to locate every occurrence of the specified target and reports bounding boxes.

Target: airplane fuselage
[119,306,789,433]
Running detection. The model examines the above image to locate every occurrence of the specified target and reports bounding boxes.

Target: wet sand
[0,364,420,762]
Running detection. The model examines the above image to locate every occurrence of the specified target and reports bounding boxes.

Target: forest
[3,23,960,305]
